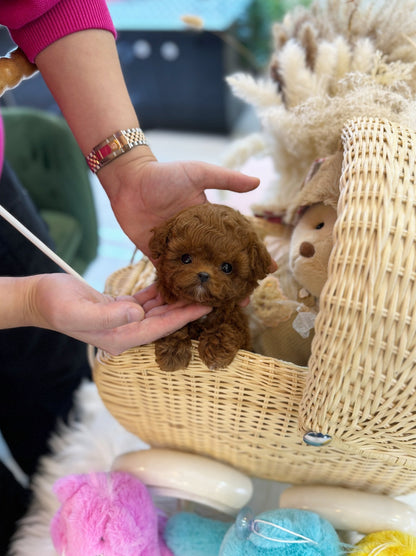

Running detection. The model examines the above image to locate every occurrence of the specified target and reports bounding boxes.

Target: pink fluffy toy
[50,471,173,556]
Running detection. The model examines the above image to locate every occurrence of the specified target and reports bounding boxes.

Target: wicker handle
[0,47,38,96]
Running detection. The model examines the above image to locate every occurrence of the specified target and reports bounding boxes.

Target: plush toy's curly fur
[149,203,273,371]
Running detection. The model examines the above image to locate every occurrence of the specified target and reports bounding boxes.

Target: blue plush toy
[164,513,230,556]
[164,507,343,556]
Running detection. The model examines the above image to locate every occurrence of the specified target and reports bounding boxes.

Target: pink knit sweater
[0,0,116,173]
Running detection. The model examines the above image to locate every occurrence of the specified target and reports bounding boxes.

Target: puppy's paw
[155,337,192,372]
[198,335,240,370]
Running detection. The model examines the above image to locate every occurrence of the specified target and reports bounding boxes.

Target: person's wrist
[97,144,157,198]
[19,274,46,328]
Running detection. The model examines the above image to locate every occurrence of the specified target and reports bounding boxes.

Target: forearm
[34,29,156,200]
[35,30,141,155]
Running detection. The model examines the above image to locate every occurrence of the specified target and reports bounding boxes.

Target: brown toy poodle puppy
[149,203,273,371]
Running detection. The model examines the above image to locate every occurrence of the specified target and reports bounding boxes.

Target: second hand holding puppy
[13,275,211,356]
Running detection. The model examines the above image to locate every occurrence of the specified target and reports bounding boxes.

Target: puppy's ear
[249,236,275,280]
[149,220,173,260]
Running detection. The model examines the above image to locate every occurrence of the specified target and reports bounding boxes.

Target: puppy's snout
[299,241,315,258]
[198,272,210,283]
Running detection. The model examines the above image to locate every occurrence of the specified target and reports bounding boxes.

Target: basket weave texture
[300,117,416,464]
[93,117,416,496]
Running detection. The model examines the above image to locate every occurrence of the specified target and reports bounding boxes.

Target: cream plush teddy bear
[249,203,336,366]
[289,203,337,298]
[248,152,341,366]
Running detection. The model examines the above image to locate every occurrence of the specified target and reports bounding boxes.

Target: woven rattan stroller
[93,115,416,498]
[3,43,416,500]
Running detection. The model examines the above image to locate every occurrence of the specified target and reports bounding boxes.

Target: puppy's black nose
[198,272,210,283]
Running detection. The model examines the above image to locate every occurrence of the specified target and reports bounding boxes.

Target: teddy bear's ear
[296,149,343,210]
[149,220,173,260]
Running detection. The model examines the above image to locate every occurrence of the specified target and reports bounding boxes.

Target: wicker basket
[93,117,416,496]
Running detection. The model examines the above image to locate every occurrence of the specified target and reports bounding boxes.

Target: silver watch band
[86,128,148,173]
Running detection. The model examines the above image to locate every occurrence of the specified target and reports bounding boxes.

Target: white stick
[0,203,88,284]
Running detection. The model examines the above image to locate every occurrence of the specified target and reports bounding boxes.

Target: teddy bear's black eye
[315,222,325,230]
[221,262,233,274]
[181,254,192,264]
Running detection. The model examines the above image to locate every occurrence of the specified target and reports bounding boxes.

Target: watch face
[97,141,119,160]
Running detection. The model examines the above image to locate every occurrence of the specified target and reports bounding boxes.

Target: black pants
[0,162,91,554]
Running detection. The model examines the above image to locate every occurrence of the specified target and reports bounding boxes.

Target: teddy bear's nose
[198,272,210,283]
[299,241,315,258]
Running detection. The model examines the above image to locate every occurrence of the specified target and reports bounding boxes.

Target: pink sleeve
[0,0,116,62]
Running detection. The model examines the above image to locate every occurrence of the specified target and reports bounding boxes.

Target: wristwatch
[86,128,148,173]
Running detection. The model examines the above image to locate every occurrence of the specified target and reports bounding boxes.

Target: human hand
[35,31,259,258]
[25,274,211,355]
[98,147,260,258]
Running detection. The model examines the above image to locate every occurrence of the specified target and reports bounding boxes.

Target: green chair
[2,106,98,275]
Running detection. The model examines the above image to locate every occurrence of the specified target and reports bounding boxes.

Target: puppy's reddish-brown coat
[150,203,272,371]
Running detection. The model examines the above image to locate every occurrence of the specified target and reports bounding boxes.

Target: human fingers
[187,161,260,193]
[65,297,146,333]
[89,302,211,355]
[144,299,209,317]
[132,283,159,304]
[131,303,212,346]
[132,283,165,312]
[239,297,250,308]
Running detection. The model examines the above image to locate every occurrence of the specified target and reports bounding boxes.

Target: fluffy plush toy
[247,151,341,366]
[149,203,274,371]
[289,203,337,297]
[351,530,416,555]
[50,471,173,556]
[163,508,342,556]
[249,201,336,365]
[164,512,230,556]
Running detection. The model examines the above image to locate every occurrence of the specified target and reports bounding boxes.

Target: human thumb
[80,299,145,331]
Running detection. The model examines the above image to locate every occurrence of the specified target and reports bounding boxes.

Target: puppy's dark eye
[315,222,324,230]
[181,254,192,264]
[221,262,233,274]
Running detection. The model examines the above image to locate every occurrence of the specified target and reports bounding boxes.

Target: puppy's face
[150,204,272,306]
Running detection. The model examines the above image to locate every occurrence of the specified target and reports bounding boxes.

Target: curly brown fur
[150,203,273,371]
